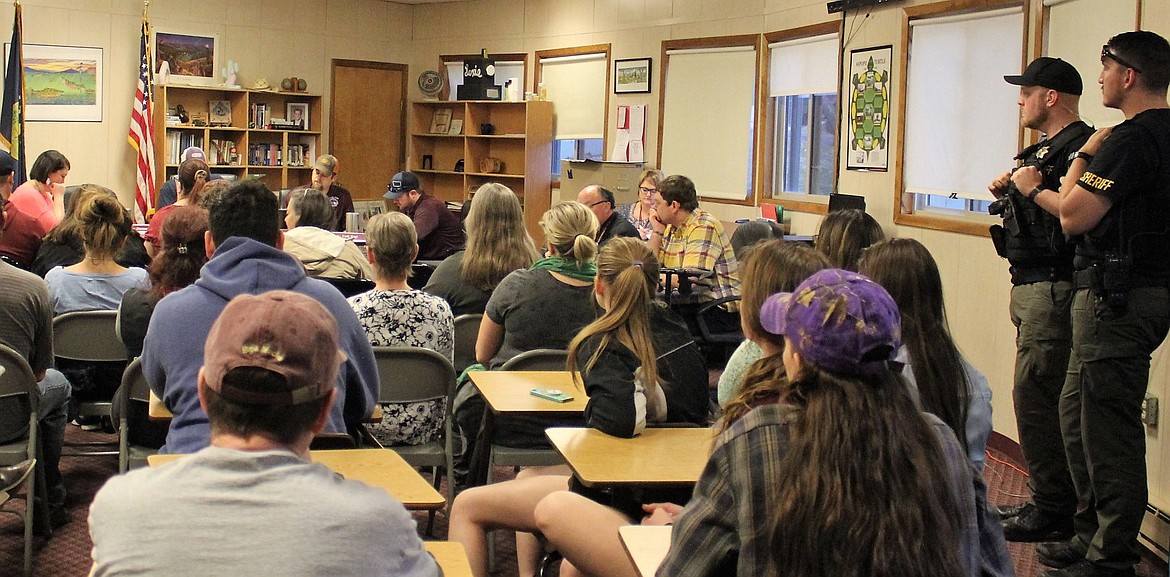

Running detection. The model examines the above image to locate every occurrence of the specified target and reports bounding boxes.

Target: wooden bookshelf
[153,85,323,195]
[408,100,552,241]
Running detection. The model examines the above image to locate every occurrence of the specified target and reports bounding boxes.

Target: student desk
[147,449,445,510]
[465,371,587,486]
[619,525,673,577]
[544,427,714,488]
[424,541,472,577]
[659,267,713,306]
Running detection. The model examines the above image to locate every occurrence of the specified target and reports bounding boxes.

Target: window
[442,54,526,102]
[660,37,758,203]
[769,33,840,198]
[900,7,1024,222]
[1044,0,1137,129]
[536,46,610,180]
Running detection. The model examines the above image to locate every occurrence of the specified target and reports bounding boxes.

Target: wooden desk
[546,427,713,488]
[619,525,673,577]
[147,449,445,510]
[424,541,472,577]
[469,371,588,413]
[465,371,587,486]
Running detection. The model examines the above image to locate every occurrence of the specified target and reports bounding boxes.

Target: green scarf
[530,255,597,282]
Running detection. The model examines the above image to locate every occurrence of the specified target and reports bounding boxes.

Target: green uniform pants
[1061,286,1170,570]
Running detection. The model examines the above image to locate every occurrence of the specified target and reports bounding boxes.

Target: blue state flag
[0,3,24,186]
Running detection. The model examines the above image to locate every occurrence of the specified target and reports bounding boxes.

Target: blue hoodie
[142,236,377,453]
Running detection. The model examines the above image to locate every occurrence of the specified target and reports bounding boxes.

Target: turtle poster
[847,45,892,171]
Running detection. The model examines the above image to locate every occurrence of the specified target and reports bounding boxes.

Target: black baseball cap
[1004,57,1083,96]
[385,171,420,200]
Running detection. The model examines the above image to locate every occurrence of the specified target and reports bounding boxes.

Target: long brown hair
[814,209,884,271]
[176,158,209,205]
[149,206,208,299]
[857,238,971,454]
[720,240,829,431]
[461,183,540,291]
[769,366,965,577]
[566,238,661,409]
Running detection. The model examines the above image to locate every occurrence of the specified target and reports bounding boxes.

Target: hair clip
[631,259,644,268]
[177,243,188,254]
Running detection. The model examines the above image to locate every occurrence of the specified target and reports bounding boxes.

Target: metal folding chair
[370,346,456,534]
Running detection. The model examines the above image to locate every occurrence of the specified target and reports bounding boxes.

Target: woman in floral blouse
[348,211,454,446]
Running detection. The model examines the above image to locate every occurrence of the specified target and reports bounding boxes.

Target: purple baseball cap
[760,268,901,377]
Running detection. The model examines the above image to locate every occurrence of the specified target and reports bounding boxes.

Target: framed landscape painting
[154,31,218,86]
[4,43,103,122]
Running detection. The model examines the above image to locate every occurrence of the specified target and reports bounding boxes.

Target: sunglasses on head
[1102,45,1143,74]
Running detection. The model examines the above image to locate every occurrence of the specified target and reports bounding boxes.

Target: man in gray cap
[312,154,354,231]
[90,290,440,576]
[987,56,1092,545]
[385,171,464,260]
[157,146,220,209]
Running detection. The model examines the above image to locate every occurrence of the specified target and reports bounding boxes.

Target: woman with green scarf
[451,201,600,486]
[474,200,600,369]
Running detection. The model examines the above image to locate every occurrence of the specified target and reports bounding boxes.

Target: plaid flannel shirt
[658,209,740,303]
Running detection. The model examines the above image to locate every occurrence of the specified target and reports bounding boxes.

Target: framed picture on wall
[4,44,103,122]
[614,58,652,94]
[286,103,309,130]
[846,45,892,171]
[153,31,218,87]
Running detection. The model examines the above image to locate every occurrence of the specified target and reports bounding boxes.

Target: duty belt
[1073,268,1170,290]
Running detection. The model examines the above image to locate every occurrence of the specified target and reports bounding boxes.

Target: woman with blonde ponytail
[449,237,708,577]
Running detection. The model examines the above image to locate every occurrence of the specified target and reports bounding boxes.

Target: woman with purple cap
[651,269,981,577]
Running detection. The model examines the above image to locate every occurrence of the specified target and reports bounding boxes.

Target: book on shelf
[208,139,238,165]
[166,131,206,164]
[248,143,283,166]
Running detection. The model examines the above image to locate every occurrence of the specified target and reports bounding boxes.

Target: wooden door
[330,60,407,202]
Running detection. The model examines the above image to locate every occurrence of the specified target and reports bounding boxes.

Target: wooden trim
[533,43,613,169]
[904,0,1021,19]
[763,20,840,44]
[893,212,994,237]
[773,197,830,216]
[893,0,1025,236]
[329,59,408,167]
[659,34,762,207]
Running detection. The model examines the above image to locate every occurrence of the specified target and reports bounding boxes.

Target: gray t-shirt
[45,266,148,314]
[485,268,597,369]
[423,250,493,316]
[88,446,441,577]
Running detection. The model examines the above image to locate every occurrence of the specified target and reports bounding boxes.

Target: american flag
[128,19,156,223]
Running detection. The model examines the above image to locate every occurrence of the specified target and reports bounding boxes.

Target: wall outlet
[1141,394,1158,427]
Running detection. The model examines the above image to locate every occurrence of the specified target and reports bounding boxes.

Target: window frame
[763,21,843,216]
[893,0,1026,237]
[658,34,763,207]
[534,44,612,187]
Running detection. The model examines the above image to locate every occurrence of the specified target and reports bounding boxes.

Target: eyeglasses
[588,200,612,208]
[1102,45,1143,74]
[639,186,657,196]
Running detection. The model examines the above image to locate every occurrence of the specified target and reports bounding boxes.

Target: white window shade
[539,53,607,140]
[1045,0,1135,128]
[444,61,525,101]
[904,8,1023,202]
[661,46,757,201]
[769,34,839,97]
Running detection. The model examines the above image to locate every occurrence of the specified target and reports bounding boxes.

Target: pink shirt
[8,180,59,231]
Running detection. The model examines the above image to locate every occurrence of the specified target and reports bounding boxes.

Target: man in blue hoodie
[142,179,377,453]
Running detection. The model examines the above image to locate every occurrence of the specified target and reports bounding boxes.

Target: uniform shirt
[1074,108,1170,276]
[658,208,741,302]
